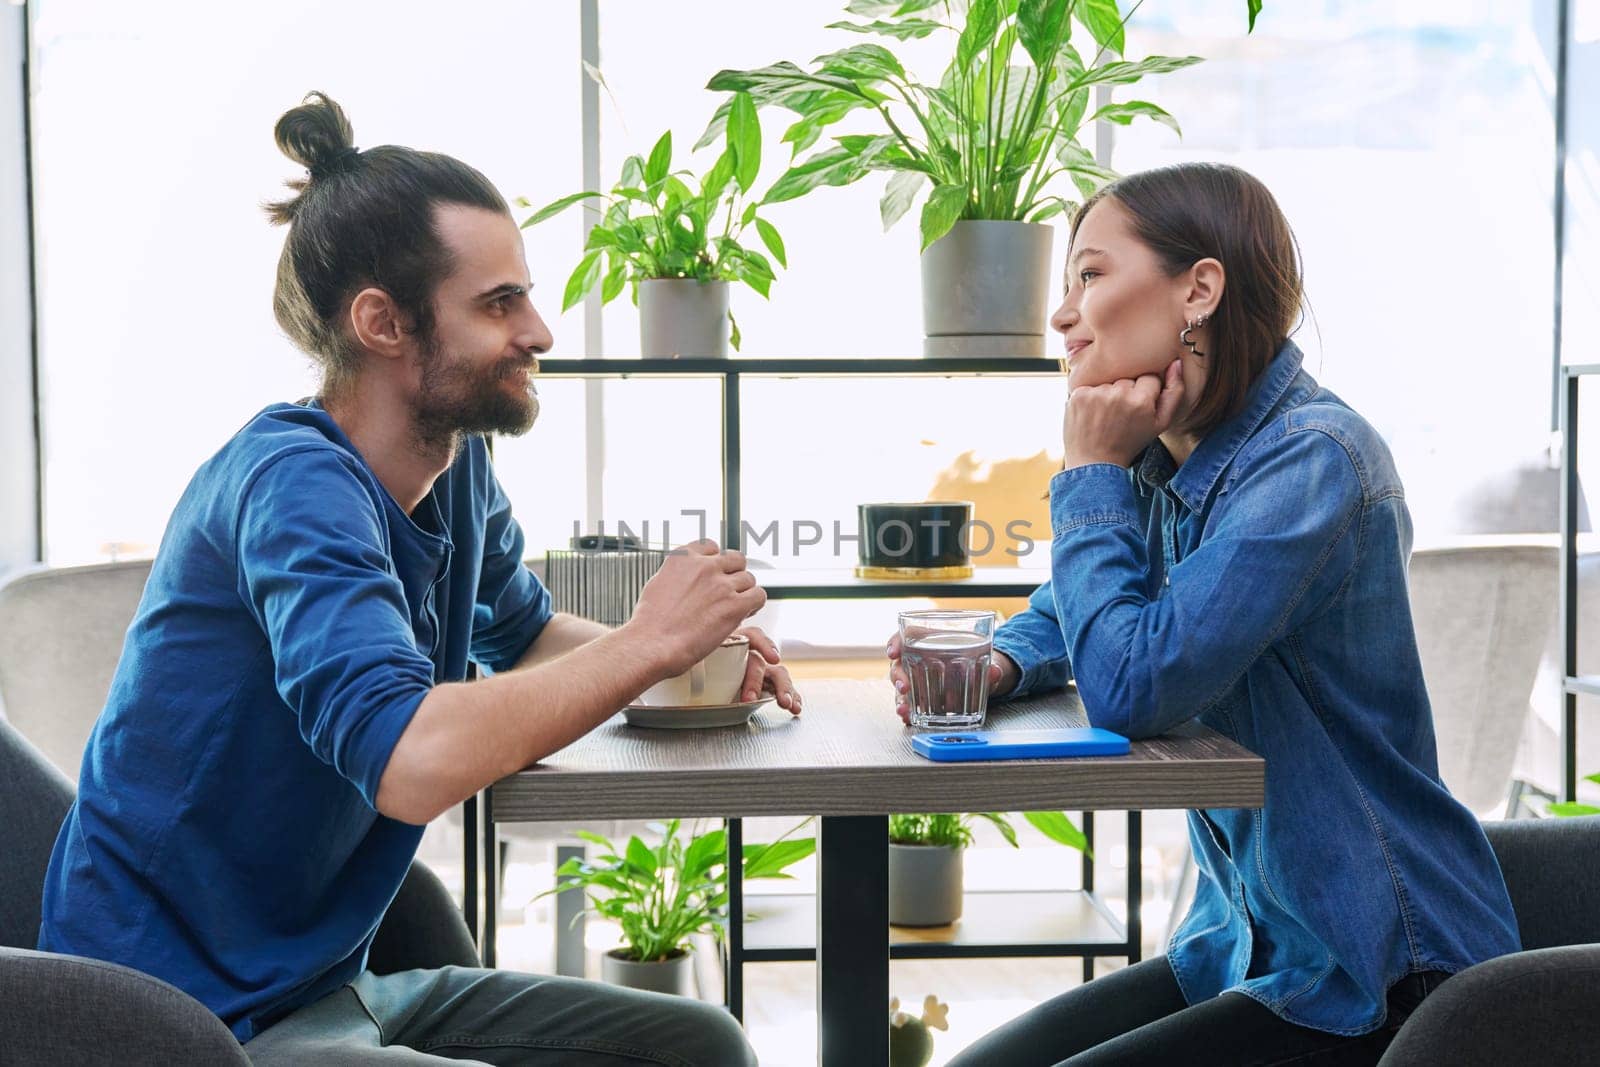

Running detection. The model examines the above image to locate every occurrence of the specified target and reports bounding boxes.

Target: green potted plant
[888,810,1089,926]
[705,0,1262,356]
[542,818,814,995]
[521,85,788,357]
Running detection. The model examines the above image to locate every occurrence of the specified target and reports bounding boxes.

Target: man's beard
[413,333,540,452]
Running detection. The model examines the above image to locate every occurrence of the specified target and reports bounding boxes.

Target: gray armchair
[1379,816,1600,1066]
[0,714,479,1064]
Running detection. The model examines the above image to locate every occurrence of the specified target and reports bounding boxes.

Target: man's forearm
[511,612,610,671]
[375,624,665,824]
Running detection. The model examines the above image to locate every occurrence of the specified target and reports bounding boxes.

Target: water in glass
[903,630,992,728]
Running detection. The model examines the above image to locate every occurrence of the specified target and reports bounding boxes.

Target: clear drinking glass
[898,609,996,729]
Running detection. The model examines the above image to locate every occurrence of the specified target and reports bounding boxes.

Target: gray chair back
[1483,815,1600,951]
[1408,544,1557,814]
[0,560,153,778]
[0,715,74,950]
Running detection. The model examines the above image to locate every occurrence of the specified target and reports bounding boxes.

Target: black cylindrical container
[856,501,974,579]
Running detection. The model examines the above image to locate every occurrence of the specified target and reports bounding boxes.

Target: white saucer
[622,697,773,730]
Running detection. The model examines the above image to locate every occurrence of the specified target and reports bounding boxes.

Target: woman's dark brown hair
[265,92,508,399]
[1070,162,1304,436]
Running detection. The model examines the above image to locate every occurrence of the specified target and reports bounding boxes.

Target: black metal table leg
[1081,811,1096,984]
[462,794,480,949]
[482,788,499,968]
[726,816,744,1020]
[1126,811,1143,964]
[817,815,888,1066]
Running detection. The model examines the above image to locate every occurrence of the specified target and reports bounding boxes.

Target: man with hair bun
[37,91,782,1064]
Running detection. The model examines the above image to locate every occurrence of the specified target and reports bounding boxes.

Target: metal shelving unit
[474,355,1143,1022]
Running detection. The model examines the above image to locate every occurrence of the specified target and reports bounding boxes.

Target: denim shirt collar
[1136,340,1307,512]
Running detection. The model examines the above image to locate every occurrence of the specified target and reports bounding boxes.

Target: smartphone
[911,727,1130,762]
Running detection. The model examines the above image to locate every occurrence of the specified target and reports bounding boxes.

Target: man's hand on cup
[627,540,767,676]
[885,632,1017,725]
[734,626,801,716]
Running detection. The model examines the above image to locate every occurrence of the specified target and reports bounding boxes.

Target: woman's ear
[347,287,412,361]
[1185,257,1226,322]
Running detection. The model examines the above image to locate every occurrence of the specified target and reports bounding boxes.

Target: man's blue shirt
[38,402,551,1041]
[993,343,1520,1035]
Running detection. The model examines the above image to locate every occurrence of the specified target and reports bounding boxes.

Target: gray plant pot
[920,220,1054,358]
[888,843,964,927]
[600,948,696,996]
[639,278,730,359]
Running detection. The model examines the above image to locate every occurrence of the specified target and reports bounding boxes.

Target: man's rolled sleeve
[236,448,438,807]
[470,461,553,674]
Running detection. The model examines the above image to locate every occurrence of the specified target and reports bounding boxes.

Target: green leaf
[600,261,627,303]
[956,0,1000,72]
[919,183,968,250]
[1548,802,1600,818]
[729,309,742,352]
[728,91,762,195]
[1089,99,1181,135]
[561,250,603,311]
[1073,0,1126,57]
[618,154,646,191]
[1023,811,1092,855]
[1585,771,1600,786]
[663,175,695,214]
[701,148,736,205]
[1054,82,1091,138]
[1247,0,1263,33]
[1026,196,1071,222]
[682,828,728,879]
[1068,54,1204,93]
[644,131,672,187]
[880,168,926,230]
[694,97,733,152]
[1016,0,1072,70]
[707,61,868,101]
[762,146,864,204]
[844,0,903,15]
[521,190,605,228]
[754,218,787,268]
[825,16,944,41]
[1056,141,1118,182]
[973,811,1020,848]
[624,835,658,876]
[743,836,816,880]
[813,42,906,82]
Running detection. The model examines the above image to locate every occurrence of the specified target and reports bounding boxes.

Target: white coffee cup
[637,634,751,708]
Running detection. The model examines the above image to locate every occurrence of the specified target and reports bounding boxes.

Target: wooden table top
[487,679,1264,822]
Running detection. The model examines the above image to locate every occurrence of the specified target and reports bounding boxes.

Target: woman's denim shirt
[993,342,1520,1035]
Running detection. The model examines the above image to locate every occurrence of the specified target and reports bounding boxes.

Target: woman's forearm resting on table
[374,625,666,825]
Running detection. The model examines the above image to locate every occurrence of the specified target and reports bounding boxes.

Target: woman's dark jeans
[946,957,1449,1066]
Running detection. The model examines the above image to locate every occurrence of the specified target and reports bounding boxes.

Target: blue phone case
[911,727,1131,762]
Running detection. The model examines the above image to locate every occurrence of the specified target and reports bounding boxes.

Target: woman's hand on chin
[1063,358,1185,470]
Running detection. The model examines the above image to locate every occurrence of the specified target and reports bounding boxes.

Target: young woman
[887,163,1520,1066]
